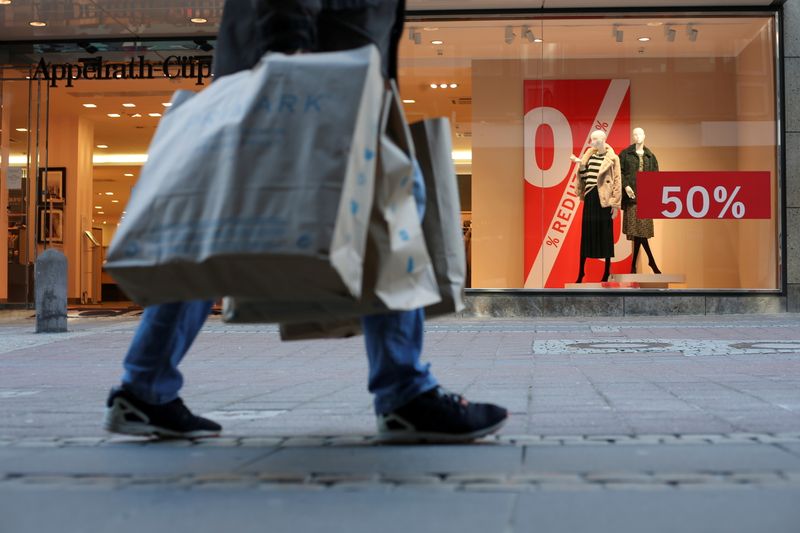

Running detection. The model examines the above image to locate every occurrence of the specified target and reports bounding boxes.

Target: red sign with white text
[637,172,771,219]
[523,79,631,288]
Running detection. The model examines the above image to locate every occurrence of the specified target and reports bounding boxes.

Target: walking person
[104,0,508,443]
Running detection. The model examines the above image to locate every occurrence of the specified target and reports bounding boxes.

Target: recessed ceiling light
[0,1,13,5]
[439,83,448,89]
[534,38,544,43]
[122,103,136,108]
[107,113,121,118]
[449,83,458,89]
[131,113,142,118]
[402,99,416,104]
[104,192,114,196]
[98,211,105,215]
[97,193,103,196]
[124,173,134,177]
[647,22,664,27]
[96,144,109,149]
[29,21,47,27]
[111,199,120,203]
[162,102,173,107]
[638,37,651,42]
[423,27,439,31]
[94,206,102,209]
[190,17,208,24]
[102,220,107,224]
[148,113,162,117]
[82,103,97,108]
[15,128,27,132]
[431,40,444,45]
[430,83,438,89]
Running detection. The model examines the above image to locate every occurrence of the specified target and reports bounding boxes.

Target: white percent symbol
[714,185,745,218]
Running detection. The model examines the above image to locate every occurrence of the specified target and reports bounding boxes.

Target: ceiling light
[449,83,458,89]
[162,102,172,107]
[190,17,208,24]
[122,103,136,108]
[423,27,439,31]
[647,22,664,27]
[82,103,97,108]
[0,1,13,5]
[402,99,416,104]
[687,24,698,42]
[107,113,121,118]
[439,83,448,89]
[15,128,27,132]
[613,25,623,43]
[148,113,162,117]
[94,206,102,209]
[638,37,650,42]
[111,200,120,203]
[102,221,107,224]
[124,173,134,177]
[534,37,543,43]
[131,113,142,118]
[521,25,537,43]
[431,40,444,45]
[104,192,114,196]
[430,83,438,89]
[504,25,515,45]
[29,21,47,27]
[98,212,105,215]
[96,144,109,149]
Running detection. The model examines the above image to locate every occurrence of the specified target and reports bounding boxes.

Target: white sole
[377,417,508,444]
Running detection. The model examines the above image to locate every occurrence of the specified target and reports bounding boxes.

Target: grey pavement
[1,311,800,532]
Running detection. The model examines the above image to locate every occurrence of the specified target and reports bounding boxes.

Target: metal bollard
[35,249,68,333]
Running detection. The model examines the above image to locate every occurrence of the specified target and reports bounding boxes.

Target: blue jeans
[122,161,437,414]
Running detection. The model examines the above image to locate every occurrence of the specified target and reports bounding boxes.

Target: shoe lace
[437,387,470,413]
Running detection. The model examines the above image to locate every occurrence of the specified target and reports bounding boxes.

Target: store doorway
[1,68,51,306]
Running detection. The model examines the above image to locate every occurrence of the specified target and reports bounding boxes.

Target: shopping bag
[272,117,466,340]
[224,82,441,323]
[105,45,384,307]
[410,118,467,316]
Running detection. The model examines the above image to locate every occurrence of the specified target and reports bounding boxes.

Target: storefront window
[399,14,780,290]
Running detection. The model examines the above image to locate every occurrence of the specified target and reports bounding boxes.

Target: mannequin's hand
[625,185,636,199]
[569,154,581,164]
[611,207,619,220]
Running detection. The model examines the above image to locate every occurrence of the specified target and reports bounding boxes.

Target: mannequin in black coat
[619,127,661,274]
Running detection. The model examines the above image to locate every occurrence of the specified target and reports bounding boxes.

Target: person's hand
[611,207,619,220]
[569,154,581,164]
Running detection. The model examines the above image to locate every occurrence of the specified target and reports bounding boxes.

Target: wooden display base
[563,282,641,290]
[609,273,686,289]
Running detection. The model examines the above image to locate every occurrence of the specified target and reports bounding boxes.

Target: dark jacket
[619,144,658,208]
[213,0,404,79]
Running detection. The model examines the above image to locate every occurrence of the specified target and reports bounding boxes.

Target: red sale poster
[523,79,632,288]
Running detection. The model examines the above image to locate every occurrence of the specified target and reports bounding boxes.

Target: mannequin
[570,130,622,283]
[619,127,660,274]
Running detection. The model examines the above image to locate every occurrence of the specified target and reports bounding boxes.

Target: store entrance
[0,69,51,305]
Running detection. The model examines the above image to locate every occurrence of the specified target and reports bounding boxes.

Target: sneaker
[377,386,508,443]
[104,387,222,439]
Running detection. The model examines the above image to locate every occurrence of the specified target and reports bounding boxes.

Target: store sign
[523,79,631,288]
[32,55,213,88]
[636,171,771,219]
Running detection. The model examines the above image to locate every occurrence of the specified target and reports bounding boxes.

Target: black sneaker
[377,386,508,443]
[104,387,222,439]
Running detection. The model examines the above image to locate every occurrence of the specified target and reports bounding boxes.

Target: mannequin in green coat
[619,127,661,274]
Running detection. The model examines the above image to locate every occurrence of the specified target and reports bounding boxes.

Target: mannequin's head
[590,130,607,151]
[632,127,646,145]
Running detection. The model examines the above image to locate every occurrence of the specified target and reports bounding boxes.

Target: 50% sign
[636,171,772,220]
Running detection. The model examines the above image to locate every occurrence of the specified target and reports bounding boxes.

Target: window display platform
[564,274,686,290]
[610,273,686,289]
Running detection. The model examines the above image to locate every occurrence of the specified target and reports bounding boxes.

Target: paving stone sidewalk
[1,312,800,532]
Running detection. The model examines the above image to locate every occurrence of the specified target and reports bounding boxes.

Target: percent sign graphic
[546,236,560,248]
[714,185,745,218]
